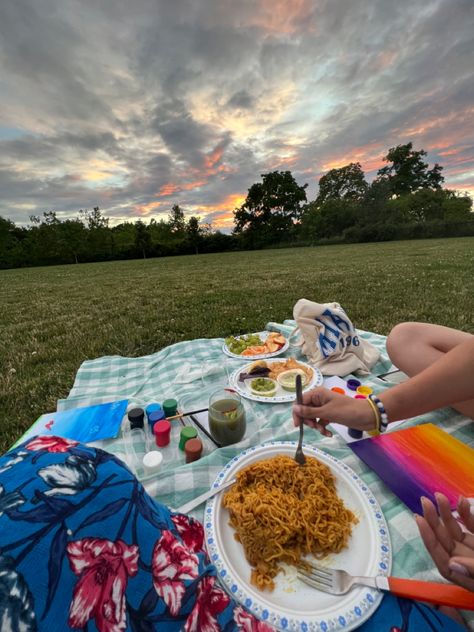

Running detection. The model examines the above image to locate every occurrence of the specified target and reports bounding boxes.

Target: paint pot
[146,403,162,421]
[142,450,163,475]
[356,385,373,397]
[347,379,361,391]
[185,438,203,463]
[354,394,367,400]
[348,428,363,439]
[331,387,346,395]
[153,420,171,447]
[128,407,145,429]
[179,426,198,451]
[148,409,165,429]
[162,398,178,417]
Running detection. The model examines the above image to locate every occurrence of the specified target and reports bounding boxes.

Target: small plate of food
[223,331,288,360]
[204,441,391,631]
[229,358,323,403]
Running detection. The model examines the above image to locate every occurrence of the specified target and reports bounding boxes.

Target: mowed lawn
[1,237,473,454]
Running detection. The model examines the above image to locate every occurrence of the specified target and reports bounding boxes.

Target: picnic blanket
[56,321,474,627]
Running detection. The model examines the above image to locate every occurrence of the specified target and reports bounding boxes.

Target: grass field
[1,237,473,454]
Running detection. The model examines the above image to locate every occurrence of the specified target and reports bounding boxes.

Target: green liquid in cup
[208,398,246,446]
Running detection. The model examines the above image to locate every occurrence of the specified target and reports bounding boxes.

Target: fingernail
[449,561,469,576]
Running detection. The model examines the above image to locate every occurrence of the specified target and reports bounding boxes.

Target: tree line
[233,143,473,248]
[1,143,472,269]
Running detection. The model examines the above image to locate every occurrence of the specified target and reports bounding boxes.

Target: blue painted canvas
[13,399,128,446]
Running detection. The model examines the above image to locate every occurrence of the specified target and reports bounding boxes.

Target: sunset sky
[1,0,473,230]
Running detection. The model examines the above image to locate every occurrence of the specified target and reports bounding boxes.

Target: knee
[386,322,419,363]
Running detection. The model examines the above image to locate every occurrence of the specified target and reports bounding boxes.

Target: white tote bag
[292,298,380,376]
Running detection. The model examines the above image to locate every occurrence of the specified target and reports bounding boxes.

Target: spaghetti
[223,454,357,591]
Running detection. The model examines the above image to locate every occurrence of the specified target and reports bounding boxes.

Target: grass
[1,237,473,454]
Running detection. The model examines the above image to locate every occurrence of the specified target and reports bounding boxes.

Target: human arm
[293,336,474,434]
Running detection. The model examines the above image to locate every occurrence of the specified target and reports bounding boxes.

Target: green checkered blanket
[57,320,474,616]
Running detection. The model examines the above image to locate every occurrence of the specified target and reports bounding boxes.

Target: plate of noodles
[229,358,323,403]
[204,441,391,632]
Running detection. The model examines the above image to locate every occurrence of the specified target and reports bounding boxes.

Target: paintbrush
[189,414,221,448]
[166,407,209,421]
[166,405,236,421]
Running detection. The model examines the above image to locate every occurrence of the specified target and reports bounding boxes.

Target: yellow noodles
[223,454,357,591]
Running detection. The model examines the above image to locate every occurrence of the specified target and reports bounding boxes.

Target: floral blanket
[0,436,465,632]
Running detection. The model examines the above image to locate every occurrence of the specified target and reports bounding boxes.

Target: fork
[298,563,474,609]
[294,374,306,465]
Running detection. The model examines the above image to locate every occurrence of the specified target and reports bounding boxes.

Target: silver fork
[297,562,474,609]
[298,564,387,594]
[294,374,306,465]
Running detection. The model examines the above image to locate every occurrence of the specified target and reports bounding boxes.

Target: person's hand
[292,387,376,437]
[415,493,474,591]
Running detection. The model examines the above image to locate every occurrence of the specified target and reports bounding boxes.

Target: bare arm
[293,337,474,433]
[380,337,474,421]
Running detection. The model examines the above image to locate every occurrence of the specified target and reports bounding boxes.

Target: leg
[386,322,474,418]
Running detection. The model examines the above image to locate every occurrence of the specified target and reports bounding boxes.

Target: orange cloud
[438,148,460,157]
[158,183,180,196]
[247,0,315,34]
[400,107,474,143]
[157,178,208,199]
[197,193,246,229]
[205,144,225,170]
[135,200,166,216]
[321,142,386,173]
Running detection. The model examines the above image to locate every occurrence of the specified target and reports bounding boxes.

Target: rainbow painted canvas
[350,423,474,515]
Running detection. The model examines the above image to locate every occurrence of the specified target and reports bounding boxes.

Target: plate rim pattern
[204,440,392,632]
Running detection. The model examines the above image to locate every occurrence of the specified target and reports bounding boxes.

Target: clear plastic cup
[208,389,246,446]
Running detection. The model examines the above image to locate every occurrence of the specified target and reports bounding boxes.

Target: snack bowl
[245,377,278,398]
[276,369,309,392]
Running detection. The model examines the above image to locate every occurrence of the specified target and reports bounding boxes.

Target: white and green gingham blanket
[56,320,474,615]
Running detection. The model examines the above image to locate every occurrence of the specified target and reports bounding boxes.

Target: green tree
[80,206,109,230]
[168,204,186,234]
[233,171,307,241]
[79,207,112,260]
[60,219,87,263]
[30,211,64,263]
[443,191,473,222]
[134,220,151,258]
[301,199,358,240]
[316,162,368,205]
[0,216,26,268]
[387,188,473,223]
[186,216,204,254]
[375,142,444,196]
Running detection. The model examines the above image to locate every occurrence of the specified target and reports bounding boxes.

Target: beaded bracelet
[366,397,381,432]
[368,394,389,432]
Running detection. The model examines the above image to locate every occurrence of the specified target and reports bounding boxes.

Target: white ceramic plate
[222,331,289,360]
[229,358,323,403]
[204,441,391,632]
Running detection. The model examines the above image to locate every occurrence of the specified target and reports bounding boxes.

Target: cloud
[0,0,472,226]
